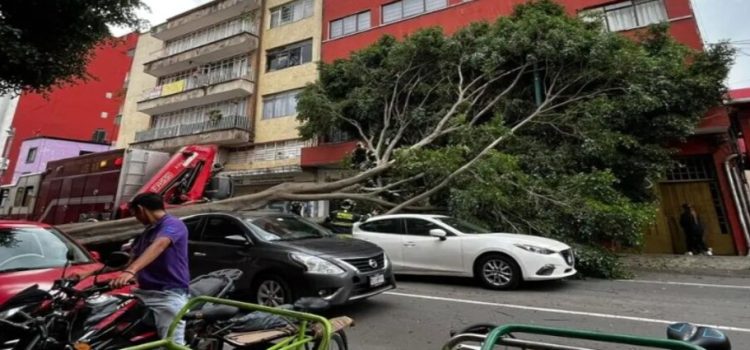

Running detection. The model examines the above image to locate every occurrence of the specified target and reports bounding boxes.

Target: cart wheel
[252,275,293,307]
[475,254,521,290]
[311,331,347,350]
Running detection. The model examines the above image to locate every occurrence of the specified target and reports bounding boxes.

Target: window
[382,0,447,24]
[580,0,667,32]
[25,148,37,163]
[202,217,248,244]
[0,189,8,208]
[184,217,204,241]
[270,0,314,28]
[246,215,331,241]
[360,219,404,234]
[330,11,371,39]
[405,218,440,236]
[21,186,33,207]
[13,189,23,207]
[0,228,90,272]
[92,129,107,143]
[266,39,313,72]
[263,90,301,119]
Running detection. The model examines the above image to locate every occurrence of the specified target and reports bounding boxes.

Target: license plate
[369,274,385,287]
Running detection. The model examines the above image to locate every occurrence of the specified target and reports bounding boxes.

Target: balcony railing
[153,19,258,59]
[134,115,251,143]
[151,0,258,38]
[141,69,252,101]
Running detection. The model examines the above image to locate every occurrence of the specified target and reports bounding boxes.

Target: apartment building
[120,0,327,204]
[125,0,261,158]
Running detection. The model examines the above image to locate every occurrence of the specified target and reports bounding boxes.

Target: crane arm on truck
[119,145,224,216]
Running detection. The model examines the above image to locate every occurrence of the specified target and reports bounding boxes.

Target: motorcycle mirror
[104,251,131,269]
[66,249,75,262]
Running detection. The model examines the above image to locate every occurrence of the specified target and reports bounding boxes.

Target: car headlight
[514,244,555,255]
[290,253,345,275]
[0,306,24,319]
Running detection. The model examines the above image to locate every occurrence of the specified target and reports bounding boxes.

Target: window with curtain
[263,90,302,119]
[381,0,447,24]
[270,0,314,28]
[580,0,667,32]
[267,39,313,72]
[329,11,371,39]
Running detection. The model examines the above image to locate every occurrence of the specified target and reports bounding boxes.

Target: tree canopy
[297,0,732,276]
[0,0,145,94]
[61,0,732,278]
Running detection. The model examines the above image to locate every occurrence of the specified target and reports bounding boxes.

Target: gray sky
[692,0,750,89]
[112,0,750,90]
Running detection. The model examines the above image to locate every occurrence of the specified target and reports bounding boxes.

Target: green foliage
[0,0,146,94]
[572,245,632,279]
[297,0,732,278]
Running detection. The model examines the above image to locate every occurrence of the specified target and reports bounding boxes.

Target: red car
[0,220,108,306]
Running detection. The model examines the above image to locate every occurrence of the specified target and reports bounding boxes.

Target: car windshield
[0,227,90,273]
[246,215,333,241]
[436,217,492,234]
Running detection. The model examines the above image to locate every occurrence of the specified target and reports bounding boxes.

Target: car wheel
[252,275,293,307]
[475,254,521,290]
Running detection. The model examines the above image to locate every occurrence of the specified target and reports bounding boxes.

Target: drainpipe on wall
[724,154,750,256]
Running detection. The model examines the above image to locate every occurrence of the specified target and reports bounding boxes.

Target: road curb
[621,254,750,278]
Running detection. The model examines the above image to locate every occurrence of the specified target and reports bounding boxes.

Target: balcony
[145,32,258,77]
[301,141,358,168]
[132,115,252,151]
[151,0,261,41]
[138,72,254,115]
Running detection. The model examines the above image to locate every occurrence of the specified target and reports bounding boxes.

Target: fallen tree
[61,0,732,279]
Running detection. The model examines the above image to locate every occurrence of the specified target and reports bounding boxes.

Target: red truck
[0,145,232,225]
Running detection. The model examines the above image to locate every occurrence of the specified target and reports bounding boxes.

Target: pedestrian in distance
[679,203,712,256]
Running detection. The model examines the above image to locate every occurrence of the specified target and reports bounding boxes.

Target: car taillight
[114,157,123,167]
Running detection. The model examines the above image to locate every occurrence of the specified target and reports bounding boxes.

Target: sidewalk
[621,254,750,277]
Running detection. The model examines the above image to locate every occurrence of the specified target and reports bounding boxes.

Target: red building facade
[2,33,138,185]
[313,0,749,255]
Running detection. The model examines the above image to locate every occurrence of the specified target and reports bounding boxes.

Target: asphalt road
[331,272,750,349]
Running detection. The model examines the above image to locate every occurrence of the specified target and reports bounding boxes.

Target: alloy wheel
[257,279,286,307]
[482,258,513,287]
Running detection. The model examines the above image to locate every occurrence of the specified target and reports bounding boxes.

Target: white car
[352,214,576,290]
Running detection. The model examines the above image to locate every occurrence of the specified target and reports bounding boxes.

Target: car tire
[251,275,293,307]
[475,254,521,290]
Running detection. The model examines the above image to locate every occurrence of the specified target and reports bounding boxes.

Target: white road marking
[384,291,750,334]
[619,279,750,290]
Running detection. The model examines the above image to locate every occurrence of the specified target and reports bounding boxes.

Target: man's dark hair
[129,192,166,211]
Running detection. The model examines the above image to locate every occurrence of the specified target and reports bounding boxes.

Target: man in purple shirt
[110,192,190,344]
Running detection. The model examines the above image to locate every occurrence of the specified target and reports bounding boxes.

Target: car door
[189,215,255,288]
[354,218,406,272]
[402,218,464,275]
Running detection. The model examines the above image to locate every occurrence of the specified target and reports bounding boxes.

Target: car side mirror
[430,229,447,241]
[104,251,131,269]
[225,234,251,246]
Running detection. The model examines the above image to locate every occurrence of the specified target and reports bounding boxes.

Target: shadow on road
[393,274,572,292]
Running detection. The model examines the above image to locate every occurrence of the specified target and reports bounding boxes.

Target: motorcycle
[74,268,245,349]
[0,251,131,350]
[443,322,731,350]
[75,269,351,350]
